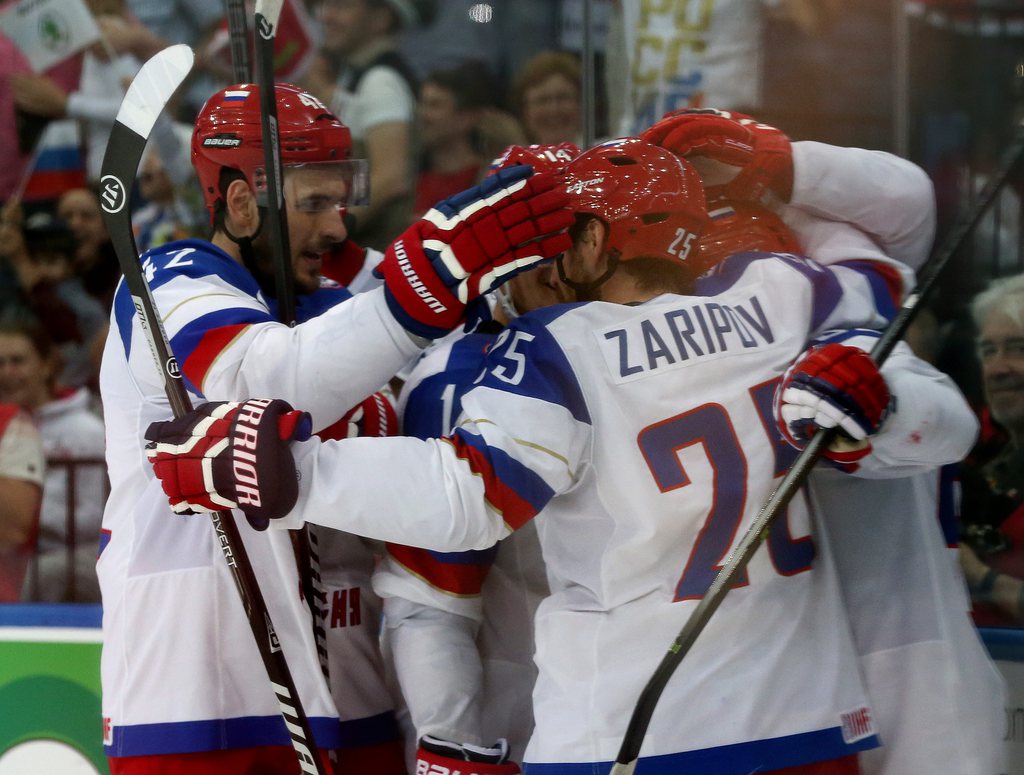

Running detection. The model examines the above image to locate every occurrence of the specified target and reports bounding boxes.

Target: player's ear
[224,179,259,236]
[579,216,607,262]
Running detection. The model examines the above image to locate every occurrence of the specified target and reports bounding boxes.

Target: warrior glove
[378,165,573,339]
[641,108,794,204]
[416,735,521,775]
[775,342,892,471]
[145,399,311,530]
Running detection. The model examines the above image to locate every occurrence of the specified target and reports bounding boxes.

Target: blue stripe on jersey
[289,284,353,323]
[810,328,881,349]
[142,239,261,294]
[696,251,843,332]
[428,545,500,565]
[403,332,498,440]
[473,310,591,425]
[835,259,900,321]
[452,427,558,518]
[105,714,343,756]
[523,727,879,774]
[113,277,134,359]
[938,464,961,547]
[169,306,276,395]
[113,240,261,360]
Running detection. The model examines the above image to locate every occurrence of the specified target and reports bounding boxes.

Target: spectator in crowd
[0,22,84,202]
[8,0,140,183]
[117,0,225,118]
[512,50,582,147]
[0,321,105,602]
[960,272,1024,626]
[0,401,43,602]
[132,124,204,253]
[305,0,422,249]
[57,187,120,312]
[0,205,108,389]
[412,63,494,218]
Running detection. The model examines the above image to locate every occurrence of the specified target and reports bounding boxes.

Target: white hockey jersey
[780,143,1007,774]
[379,328,547,763]
[799,333,1007,775]
[97,238,420,756]
[280,253,901,772]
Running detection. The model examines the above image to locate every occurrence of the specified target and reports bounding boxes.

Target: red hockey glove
[145,399,311,531]
[640,108,793,203]
[416,736,520,775]
[318,390,398,441]
[774,343,892,469]
[378,165,573,339]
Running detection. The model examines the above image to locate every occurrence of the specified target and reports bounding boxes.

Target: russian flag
[223,90,250,102]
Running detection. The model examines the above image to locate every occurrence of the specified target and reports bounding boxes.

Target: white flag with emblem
[0,0,101,73]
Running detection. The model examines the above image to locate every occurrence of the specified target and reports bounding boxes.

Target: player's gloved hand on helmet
[377,165,574,339]
[640,108,793,204]
[145,399,311,531]
[416,735,521,775]
[774,342,892,470]
[318,390,398,441]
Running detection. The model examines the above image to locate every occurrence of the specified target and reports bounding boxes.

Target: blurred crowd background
[0,0,1021,630]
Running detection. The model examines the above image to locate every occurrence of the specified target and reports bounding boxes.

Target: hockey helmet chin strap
[221,207,272,294]
[556,248,620,297]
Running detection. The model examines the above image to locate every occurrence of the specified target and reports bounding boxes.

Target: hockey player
[97,82,572,774]
[643,107,1007,774]
[380,144,579,774]
[144,138,910,773]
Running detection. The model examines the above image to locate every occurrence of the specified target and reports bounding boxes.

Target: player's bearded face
[254,167,352,295]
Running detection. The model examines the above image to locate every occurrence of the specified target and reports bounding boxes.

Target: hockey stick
[254,0,297,325]
[98,45,329,775]
[224,0,251,84]
[610,120,1024,775]
[253,0,333,688]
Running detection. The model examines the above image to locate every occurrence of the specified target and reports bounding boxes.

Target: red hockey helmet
[490,142,582,173]
[192,83,369,215]
[563,138,707,267]
[697,197,802,269]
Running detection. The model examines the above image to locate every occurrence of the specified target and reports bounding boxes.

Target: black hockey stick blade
[98,44,330,775]
[611,120,1024,775]
[224,0,252,84]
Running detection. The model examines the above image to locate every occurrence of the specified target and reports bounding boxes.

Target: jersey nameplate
[597,295,775,382]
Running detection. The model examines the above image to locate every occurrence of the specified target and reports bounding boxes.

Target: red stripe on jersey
[444,435,537,531]
[872,262,904,307]
[386,543,489,596]
[182,323,251,393]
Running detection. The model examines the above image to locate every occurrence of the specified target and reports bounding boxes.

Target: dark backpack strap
[347,50,418,96]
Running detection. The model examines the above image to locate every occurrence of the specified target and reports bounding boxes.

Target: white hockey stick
[98,45,329,775]
[611,120,1024,774]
